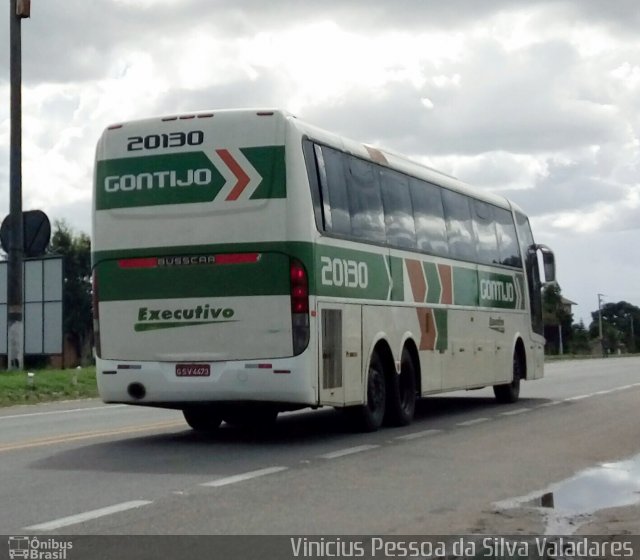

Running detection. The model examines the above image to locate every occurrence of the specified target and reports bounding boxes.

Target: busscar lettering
[157,255,216,267]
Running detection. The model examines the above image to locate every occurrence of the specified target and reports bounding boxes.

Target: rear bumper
[96,354,317,407]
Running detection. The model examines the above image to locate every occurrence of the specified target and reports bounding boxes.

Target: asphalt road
[0,357,639,535]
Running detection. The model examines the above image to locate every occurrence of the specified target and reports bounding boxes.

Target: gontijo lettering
[104,168,212,192]
[480,279,515,302]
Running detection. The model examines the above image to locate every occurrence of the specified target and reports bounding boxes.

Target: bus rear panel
[93,110,317,408]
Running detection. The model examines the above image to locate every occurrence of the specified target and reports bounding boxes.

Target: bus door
[317,304,363,406]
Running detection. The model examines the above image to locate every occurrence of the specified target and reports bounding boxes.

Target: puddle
[496,451,640,534]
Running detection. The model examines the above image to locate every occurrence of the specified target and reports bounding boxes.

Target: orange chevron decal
[406,259,426,303]
[437,263,453,304]
[216,149,251,201]
[416,307,437,351]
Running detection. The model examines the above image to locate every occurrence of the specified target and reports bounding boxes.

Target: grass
[0,367,98,407]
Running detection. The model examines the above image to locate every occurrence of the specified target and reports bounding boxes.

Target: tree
[49,221,92,365]
[542,283,573,354]
[589,301,640,355]
[570,320,591,354]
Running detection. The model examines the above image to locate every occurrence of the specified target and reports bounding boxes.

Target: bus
[92,108,555,432]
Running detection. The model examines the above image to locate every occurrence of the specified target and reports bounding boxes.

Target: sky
[0,0,639,325]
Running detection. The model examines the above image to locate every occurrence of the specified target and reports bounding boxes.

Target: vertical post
[7,0,27,370]
[558,323,563,355]
[597,293,605,357]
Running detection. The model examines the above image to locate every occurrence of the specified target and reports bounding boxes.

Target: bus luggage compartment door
[318,304,362,406]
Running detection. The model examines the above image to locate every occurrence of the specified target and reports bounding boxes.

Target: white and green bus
[92,108,555,432]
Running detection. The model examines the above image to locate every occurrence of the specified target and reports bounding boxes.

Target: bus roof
[100,107,526,215]
[285,112,521,214]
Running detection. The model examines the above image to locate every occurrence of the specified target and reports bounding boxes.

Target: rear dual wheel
[182,406,223,433]
[347,353,387,432]
[223,405,279,430]
[349,350,417,432]
[386,350,417,427]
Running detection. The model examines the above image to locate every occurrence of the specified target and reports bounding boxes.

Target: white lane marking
[593,390,614,396]
[201,466,288,487]
[537,401,562,408]
[24,500,152,531]
[319,445,380,459]
[565,394,591,401]
[500,408,531,416]
[0,404,127,421]
[612,384,635,391]
[456,418,490,427]
[395,429,443,441]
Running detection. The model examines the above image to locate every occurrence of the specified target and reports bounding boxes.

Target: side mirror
[535,244,556,284]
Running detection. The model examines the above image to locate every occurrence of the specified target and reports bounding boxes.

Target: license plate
[176,364,210,377]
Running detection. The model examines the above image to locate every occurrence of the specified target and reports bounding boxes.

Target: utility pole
[8,0,30,370]
[597,293,605,357]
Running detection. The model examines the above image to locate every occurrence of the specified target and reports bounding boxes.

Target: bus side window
[346,156,386,244]
[380,168,416,250]
[472,199,500,265]
[442,189,477,262]
[409,178,449,257]
[320,146,352,237]
[494,207,522,268]
[302,140,326,232]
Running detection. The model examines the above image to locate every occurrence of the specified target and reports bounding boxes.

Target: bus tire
[223,405,279,430]
[385,349,417,426]
[493,351,523,404]
[183,406,223,432]
[348,352,386,432]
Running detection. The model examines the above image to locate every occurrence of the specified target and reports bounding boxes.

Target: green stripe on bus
[315,246,390,300]
[423,262,441,304]
[97,252,291,302]
[135,320,238,332]
[95,152,225,210]
[245,146,286,199]
[453,267,479,307]
[434,309,448,351]
[478,270,522,310]
[95,146,285,210]
[389,256,404,302]
[94,241,525,308]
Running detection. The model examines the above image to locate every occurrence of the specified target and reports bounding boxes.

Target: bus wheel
[182,406,223,433]
[493,351,522,404]
[386,349,417,426]
[348,352,386,432]
[223,405,278,430]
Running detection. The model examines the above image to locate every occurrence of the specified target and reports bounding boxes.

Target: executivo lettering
[135,304,236,332]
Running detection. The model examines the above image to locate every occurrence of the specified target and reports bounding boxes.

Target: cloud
[0,0,639,317]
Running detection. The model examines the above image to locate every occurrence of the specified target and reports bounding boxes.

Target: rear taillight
[92,270,101,358]
[290,259,310,355]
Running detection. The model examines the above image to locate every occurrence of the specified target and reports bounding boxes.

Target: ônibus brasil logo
[135,303,236,332]
[8,537,73,560]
